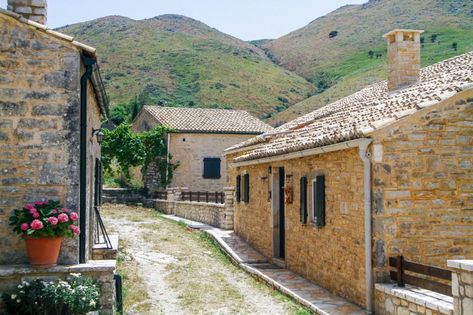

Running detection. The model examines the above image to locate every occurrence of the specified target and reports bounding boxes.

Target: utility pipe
[359,139,373,314]
[79,56,96,264]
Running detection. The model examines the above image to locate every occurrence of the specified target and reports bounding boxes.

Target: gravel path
[102,204,309,315]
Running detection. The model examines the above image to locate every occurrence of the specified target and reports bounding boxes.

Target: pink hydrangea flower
[29,208,37,215]
[32,212,40,219]
[52,209,58,214]
[24,204,34,210]
[61,208,69,213]
[30,219,43,230]
[58,213,69,223]
[48,217,58,225]
[70,225,80,237]
[20,223,29,231]
[34,200,43,206]
[69,212,79,221]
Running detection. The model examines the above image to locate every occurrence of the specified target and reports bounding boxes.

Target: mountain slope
[262,0,473,124]
[58,15,314,117]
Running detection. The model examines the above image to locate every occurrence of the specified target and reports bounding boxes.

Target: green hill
[262,0,473,124]
[57,15,314,118]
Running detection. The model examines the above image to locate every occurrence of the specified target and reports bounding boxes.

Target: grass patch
[271,290,313,315]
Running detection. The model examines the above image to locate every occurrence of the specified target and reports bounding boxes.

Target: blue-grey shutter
[243,174,250,203]
[203,158,221,179]
[314,175,325,227]
[236,175,241,203]
[300,176,308,224]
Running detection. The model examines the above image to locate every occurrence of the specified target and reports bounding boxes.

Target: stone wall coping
[447,259,473,272]
[375,283,453,315]
[0,260,116,277]
[103,188,133,191]
[156,199,225,208]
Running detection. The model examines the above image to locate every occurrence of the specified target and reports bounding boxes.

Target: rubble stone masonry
[371,91,473,282]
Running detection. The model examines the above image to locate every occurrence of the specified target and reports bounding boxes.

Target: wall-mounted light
[92,128,104,144]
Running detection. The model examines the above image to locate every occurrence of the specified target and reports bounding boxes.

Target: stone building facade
[0,7,108,264]
[132,106,272,193]
[225,30,472,312]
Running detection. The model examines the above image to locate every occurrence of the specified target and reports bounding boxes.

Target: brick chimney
[7,0,47,25]
[383,29,424,91]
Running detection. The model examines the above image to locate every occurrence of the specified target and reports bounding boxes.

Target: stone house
[0,1,116,312]
[225,29,473,312]
[132,106,272,193]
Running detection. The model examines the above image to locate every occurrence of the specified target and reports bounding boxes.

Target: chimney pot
[7,0,47,25]
[383,29,424,91]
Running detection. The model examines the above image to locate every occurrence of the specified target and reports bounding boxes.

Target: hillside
[263,0,473,124]
[57,15,314,118]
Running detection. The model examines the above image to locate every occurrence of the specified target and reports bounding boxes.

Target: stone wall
[371,92,473,282]
[0,14,83,264]
[0,261,116,314]
[229,148,367,307]
[448,260,473,315]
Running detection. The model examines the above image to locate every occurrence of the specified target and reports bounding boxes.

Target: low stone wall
[448,260,473,315]
[105,186,236,230]
[155,200,232,229]
[102,188,146,205]
[375,283,453,315]
[0,260,116,314]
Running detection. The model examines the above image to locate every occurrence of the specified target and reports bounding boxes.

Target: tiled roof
[140,106,273,134]
[230,52,473,162]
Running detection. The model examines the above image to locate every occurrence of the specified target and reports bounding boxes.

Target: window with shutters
[311,175,326,227]
[243,173,250,203]
[236,175,241,203]
[299,176,308,224]
[203,158,221,179]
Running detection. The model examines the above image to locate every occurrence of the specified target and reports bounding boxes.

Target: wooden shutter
[300,176,308,224]
[314,175,325,227]
[203,158,221,179]
[236,175,241,203]
[243,173,250,203]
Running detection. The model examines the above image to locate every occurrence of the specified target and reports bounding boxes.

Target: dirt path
[102,204,310,315]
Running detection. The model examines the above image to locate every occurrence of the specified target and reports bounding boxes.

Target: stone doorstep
[165,213,365,315]
[93,234,119,251]
[375,283,454,315]
[0,260,117,277]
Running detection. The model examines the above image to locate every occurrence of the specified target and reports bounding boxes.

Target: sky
[1,0,366,40]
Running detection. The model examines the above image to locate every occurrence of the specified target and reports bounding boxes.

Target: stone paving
[163,214,366,315]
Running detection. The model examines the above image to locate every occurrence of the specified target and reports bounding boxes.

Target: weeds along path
[101,204,310,315]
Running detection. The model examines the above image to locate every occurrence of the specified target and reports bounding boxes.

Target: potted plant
[9,199,80,266]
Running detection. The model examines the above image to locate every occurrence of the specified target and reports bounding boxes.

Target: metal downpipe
[79,56,96,264]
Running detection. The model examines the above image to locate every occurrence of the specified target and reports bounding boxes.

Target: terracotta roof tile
[231,51,473,162]
[141,106,273,134]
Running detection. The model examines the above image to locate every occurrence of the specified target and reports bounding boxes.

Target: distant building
[225,29,473,311]
[132,106,273,193]
[0,1,115,312]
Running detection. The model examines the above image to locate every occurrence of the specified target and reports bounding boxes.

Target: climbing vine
[101,124,177,188]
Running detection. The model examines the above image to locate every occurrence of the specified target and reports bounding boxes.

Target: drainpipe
[79,56,96,264]
[359,139,373,314]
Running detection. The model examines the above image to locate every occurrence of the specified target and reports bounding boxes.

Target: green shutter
[236,175,241,203]
[243,174,250,203]
[314,175,325,227]
[300,176,308,224]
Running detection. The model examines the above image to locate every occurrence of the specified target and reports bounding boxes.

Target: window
[312,175,326,227]
[243,173,250,203]
[203,158,221,179]
[236,175,241,203]
[299,176,308,224]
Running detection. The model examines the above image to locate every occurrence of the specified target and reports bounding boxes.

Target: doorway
[272,167,285,259]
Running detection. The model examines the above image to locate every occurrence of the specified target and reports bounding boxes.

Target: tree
[431,33,437,43]
[452,42,458,51]
[328,30,338,38]
[101,124,177,188]
[420,36,425,44]
[368,50,375,59]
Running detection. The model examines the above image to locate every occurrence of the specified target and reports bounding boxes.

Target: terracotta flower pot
[24,236,62,266]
